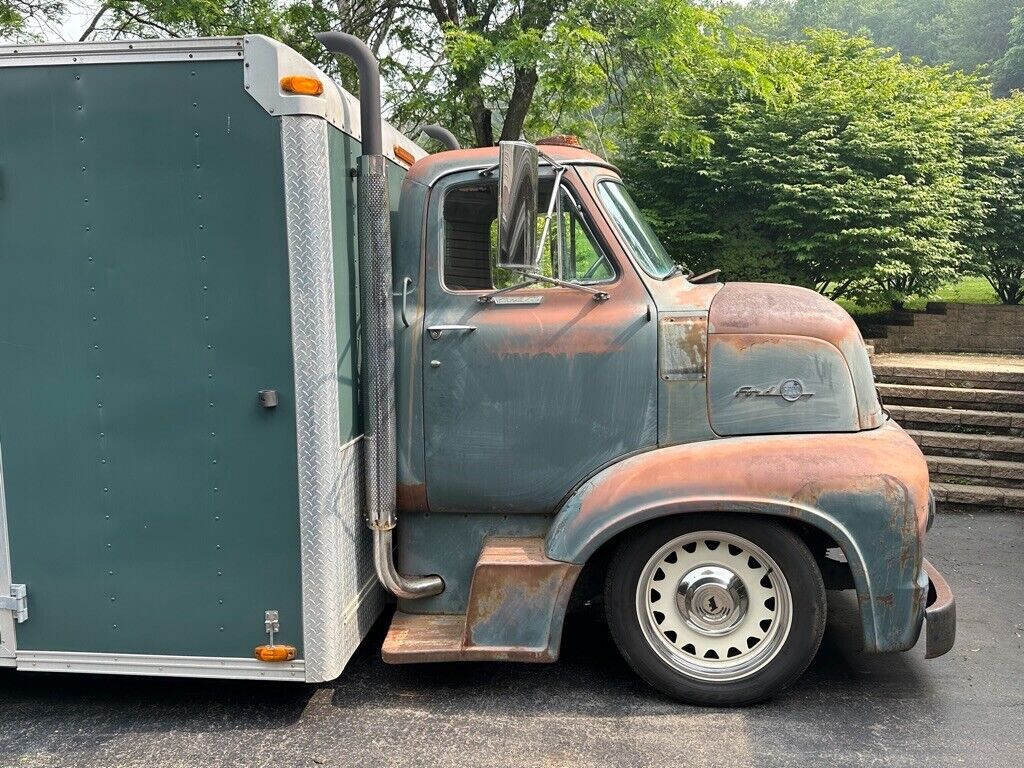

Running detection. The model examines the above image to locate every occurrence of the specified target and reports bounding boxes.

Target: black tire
[605,514,826,706]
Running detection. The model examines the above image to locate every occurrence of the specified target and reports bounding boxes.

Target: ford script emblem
[735,379,814,401]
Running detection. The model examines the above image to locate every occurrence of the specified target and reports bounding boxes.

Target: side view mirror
[496,140,539,271]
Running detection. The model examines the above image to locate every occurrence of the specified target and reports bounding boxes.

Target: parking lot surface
[1,511,1021,768]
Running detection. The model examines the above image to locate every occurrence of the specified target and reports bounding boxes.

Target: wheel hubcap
[677,566,748,635]
[636,531,793,683]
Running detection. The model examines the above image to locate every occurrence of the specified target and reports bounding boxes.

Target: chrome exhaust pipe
[316,31,443,600]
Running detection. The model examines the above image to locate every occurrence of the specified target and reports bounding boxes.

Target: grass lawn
[837,276,999,316]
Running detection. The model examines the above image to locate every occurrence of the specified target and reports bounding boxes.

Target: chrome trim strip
[0,37,244,67]
[0,441,15,667]
[16,651,305,680]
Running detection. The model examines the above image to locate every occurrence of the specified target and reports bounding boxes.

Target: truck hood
[707,282,883,430]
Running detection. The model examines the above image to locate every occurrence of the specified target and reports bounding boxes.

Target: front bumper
[923,559,956,658]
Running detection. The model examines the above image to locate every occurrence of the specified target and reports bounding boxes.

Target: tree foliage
[622,30,992,305]
[719,0,1024,95]
[7,0,1024,304]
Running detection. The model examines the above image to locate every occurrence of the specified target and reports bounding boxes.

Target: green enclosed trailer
[0,35,422,681]
[0,33,955,705]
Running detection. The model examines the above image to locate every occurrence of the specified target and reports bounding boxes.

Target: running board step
[382,537,581,664]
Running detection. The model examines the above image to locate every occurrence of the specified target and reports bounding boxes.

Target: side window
[556,190,615,284]
[442,182,615,291]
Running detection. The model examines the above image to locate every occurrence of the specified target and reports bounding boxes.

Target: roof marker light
[280,76,324,96]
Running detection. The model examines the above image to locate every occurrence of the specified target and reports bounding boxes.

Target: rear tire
[605,514,826,706]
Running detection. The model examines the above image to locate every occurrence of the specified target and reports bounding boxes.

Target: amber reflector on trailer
[254,645,297,662]
[280,75,324,96]
[393,144,416,165]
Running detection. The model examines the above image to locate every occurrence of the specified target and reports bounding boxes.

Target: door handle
[396,276,413,328]
[427,325,476,340]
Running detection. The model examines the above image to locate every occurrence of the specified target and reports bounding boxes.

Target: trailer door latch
[0,585,27,623]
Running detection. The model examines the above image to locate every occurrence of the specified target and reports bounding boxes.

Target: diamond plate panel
[282,116,381,683]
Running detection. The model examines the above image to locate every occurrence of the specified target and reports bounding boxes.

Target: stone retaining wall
[879,303,1024,354]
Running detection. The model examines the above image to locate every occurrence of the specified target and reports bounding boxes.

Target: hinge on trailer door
[0,585,27,623]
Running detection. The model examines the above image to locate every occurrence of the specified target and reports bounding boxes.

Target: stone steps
[927,455,1024,489]
[873,362,1024,392]
[885,404,1024,436]
[931,481,1024,512]
[907,429,1024,463]
[877,382,1024,413]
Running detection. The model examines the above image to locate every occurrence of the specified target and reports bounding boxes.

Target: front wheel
[605,514,826,706]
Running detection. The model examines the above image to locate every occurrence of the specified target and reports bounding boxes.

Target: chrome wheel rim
[635,530,793,682]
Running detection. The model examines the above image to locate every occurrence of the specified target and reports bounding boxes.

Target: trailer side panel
[0,59,304,659]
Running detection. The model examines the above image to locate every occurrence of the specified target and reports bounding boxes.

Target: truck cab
[372,136,955,704]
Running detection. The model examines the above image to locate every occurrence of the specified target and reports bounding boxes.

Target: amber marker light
[280,76,324,96]
[254,644,297,662]
[393,145,416,165]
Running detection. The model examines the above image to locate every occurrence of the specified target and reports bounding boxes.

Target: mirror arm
[522,271,610,301]
[477,277,542,304]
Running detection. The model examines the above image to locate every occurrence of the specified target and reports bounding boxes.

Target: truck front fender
[545,421,932,653]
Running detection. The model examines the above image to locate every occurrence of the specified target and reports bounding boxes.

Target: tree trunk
[500,67,539,142]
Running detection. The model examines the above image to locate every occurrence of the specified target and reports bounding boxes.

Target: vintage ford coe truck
[0,32,954,705]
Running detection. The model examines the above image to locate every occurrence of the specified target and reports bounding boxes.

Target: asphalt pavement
[1,510,1021,768]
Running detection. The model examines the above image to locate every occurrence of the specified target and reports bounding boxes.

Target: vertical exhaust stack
[421,124,461,150]
[315,32,443,600]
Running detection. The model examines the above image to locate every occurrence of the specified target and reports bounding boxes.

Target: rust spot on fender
[708,282,861,351]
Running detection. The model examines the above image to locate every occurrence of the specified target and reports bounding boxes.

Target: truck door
[421,170,658,515]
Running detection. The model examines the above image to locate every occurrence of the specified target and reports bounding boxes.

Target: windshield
[596,181,677,279]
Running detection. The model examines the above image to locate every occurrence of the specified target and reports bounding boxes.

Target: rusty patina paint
[383,537,581,663]
[707,333,860,435]
[709,282,883,430]
[407,144,615,189]
[545,420,931,653]
[419,165,658,515]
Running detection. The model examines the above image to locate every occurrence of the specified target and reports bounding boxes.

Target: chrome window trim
[435,172,621,296]
[593,175,678,281]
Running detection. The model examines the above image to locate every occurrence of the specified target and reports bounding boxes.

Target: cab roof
[405,145,618,188]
